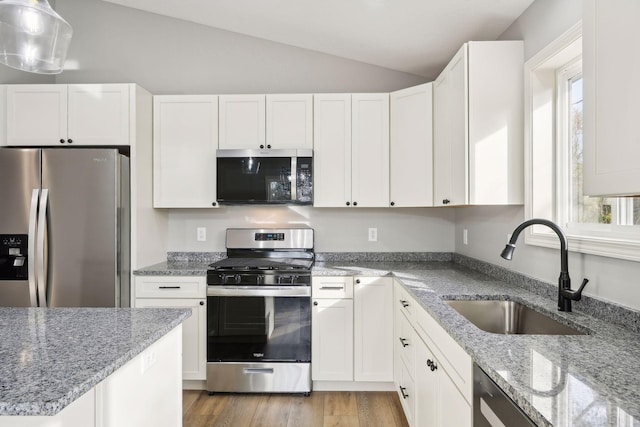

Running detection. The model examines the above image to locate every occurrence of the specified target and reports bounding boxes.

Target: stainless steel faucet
[500,218,589,312]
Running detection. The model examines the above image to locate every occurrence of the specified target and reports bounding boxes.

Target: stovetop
[207,257,313,272]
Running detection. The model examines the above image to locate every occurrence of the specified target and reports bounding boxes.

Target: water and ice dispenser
[0,235,28,280]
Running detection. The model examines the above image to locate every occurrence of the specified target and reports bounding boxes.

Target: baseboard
[312,381,395,391]
[183,380,206,390]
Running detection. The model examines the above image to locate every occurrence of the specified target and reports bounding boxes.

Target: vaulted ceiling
[102,0,534,79]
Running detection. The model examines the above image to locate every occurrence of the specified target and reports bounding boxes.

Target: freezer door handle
[28,189,40,307]
[36,189,49,308]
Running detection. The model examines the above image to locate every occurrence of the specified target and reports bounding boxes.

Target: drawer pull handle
[399,386,409,399]
[320,286,344,290]
[243,368,274,374]
[400,300,410,308]
[159,286,181,289]
[399,337,409,348]
[427,359,438,371]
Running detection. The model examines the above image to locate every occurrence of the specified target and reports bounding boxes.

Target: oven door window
[207,295,311,362]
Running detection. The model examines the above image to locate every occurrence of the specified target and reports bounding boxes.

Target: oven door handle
[207,286,311,297]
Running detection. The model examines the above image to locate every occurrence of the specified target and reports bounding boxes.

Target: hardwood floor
[183,390,410,427]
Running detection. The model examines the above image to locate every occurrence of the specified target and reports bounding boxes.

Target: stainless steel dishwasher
[474,364,537,427]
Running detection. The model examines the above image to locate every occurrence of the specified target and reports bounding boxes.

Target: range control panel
[255,233,285,241]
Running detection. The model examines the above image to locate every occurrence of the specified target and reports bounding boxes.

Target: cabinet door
[352,93,390,207]
[67,84,130,146]
[437,368,472,427]
[433,45,467,207]
[153,95,219,208]
[6,85,68,146]
[354,277,393,381]
[135,298,207,381]
[415,338,438,427]
[266,94,313,149]
[390,83,433,207]
[218,95,266,149]
[584,0,640,196]
[313,94,352,207]
[311,298,354,381]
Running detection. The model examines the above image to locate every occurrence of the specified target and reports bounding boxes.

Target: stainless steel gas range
[205,227,313,395]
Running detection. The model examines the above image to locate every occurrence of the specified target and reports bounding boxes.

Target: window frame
[524,22,640,262]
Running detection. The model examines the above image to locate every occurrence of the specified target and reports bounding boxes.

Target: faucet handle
[561,278,589,301]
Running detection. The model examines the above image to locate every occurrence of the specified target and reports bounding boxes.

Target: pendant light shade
[0,0,72,74]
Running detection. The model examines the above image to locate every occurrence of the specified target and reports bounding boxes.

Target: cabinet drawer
[135,276,206,298]
[415,305,472,403]
[312,276,354,299]
[394,280,416,321]
[397,359,415,426]
[396,309,416,376]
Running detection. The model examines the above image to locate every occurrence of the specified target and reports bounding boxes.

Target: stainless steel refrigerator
[0,148,130,308]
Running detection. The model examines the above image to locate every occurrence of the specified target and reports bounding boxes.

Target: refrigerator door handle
[28,189,40,307]
[36,189,49,308]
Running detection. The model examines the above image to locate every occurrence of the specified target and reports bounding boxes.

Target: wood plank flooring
[183,390,410,427]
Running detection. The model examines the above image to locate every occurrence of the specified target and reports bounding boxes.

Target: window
[525,23,640,261]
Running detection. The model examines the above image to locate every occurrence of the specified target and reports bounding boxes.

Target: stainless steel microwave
[216,149,313,205]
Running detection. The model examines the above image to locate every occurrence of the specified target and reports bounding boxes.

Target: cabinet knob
[260,145,265,149]
[313,301,318,306]
[199,301,205,306]
[212,202,217,207]
[442,199,450,205]
[346,202,350,206]
[67,139,73,144]
[353,201,358,206]
[427,359,438,371]
[59,139,65,144]
[355,279,361,284]
[267,144,271,149]
[390,202,395,206]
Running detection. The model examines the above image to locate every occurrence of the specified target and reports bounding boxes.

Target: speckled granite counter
[134,256,640,426]
[0,307,191,416]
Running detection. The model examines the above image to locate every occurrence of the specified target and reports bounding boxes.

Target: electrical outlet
[463,229,468,245]
[368,228,378,242]
[197,227,206,242]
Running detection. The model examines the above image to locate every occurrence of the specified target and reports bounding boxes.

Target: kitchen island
[0,307,190,426]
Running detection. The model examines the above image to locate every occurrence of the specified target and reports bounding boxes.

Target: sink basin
[445,299,586,335]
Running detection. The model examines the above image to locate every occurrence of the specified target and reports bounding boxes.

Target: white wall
[455,0,640,311]
[54,0,426,94]
[169,207,455,253]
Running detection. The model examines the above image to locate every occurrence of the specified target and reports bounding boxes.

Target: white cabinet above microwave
[218,94,313,150]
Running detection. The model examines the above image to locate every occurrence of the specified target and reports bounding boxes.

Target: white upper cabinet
[313,94,352,207]
[583,0,640,196]
[433,41,524,206]
[6,84,130,146]
[219,94,312,150]
[313,93,389,208]
[153,95,219,208]
[218,94,266,149]
[352,94,390,208]
[266,94,313,149]
[390,83,433,207]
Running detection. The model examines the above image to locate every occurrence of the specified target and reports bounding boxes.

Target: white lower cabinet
[394,280,472,427]
[134,276,207,382]
[312,276,393,386]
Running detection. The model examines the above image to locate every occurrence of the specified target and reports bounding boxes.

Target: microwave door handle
[291,156,297,201]
[28,189,40,307]
[36,189,49,308]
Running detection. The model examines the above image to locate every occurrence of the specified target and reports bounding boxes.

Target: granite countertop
[134,257,640,426]
[0,307,191,416]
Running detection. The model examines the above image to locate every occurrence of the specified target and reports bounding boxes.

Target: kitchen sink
[445,299,586,335]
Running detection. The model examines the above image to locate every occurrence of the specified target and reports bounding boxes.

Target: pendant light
[0,0,72,74]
